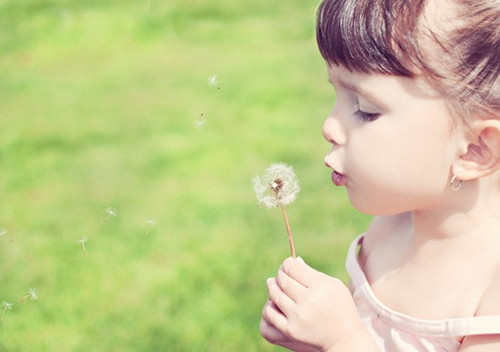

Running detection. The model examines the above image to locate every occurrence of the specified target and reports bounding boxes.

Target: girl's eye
[355,109,380,122]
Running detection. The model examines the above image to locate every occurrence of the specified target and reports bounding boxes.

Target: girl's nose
[322,112,346,146]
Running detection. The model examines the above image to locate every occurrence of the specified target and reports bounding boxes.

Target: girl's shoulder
[476,254,500,317]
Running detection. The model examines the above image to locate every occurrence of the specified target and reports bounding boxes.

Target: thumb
[296,256,306,264]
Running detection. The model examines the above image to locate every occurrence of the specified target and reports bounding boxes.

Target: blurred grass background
[0,0,371,350]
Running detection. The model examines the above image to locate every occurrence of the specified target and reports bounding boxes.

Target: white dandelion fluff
[78,236,88,244]
[208,74,219,88]
[253,162,300,257]
[28,287,39,301]
[145,218,156,234]
[20,287,39,302]
[195,113,207,129]
[1,301,14,310]
[253,163,300,208]
[0,229,7,237]
[1,301,14,320]
[101,207,118,223]
[106,207,117,217]
[145,219,156,226]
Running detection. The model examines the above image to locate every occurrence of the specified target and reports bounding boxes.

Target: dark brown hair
[316,0,499,120]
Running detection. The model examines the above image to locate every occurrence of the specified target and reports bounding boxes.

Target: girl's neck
[410,177,500,243]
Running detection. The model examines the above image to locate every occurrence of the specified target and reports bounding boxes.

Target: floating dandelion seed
[0,229,7,237]
[101,207,118,223]
[28,287,39,300]
[78,236,88,255]
[106,207,118,217]
[145,219,156,234]
[253,163,300,258]
[19,287,39,302]
[208,75,220,90]
[195,113,207,129]
[1,301,14,320]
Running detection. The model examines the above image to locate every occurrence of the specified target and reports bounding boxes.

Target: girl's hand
[260,299,320,352]
[260,257,372,352]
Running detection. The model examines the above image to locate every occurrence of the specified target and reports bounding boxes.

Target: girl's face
[322,64,460,215]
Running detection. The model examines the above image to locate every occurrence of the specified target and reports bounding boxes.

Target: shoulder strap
[449,315,500,336]
[344,233,500,337]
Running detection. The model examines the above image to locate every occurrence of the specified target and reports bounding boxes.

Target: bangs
[316,0,426,76]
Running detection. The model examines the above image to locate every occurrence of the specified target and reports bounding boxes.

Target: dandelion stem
[280,204,296,258]
[81,241,88,256]
[78,237,88,256]
[100,215,110,223]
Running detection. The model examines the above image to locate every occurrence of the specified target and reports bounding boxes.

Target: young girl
[260,0,500,351]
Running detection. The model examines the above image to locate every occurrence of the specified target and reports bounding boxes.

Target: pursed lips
[324,159,347,187]
[331,170,347,186]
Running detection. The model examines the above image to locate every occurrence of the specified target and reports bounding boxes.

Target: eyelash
[355,109,380,122]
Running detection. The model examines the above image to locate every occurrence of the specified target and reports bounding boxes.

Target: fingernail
[296,256,305,263]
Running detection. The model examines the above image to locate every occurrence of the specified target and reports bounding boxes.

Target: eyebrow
[329,77,387,109]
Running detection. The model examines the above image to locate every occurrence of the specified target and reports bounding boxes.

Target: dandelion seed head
[253,163,300,208]
[271,179,284,193]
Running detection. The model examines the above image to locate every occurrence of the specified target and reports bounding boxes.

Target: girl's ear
[453,120,500,181]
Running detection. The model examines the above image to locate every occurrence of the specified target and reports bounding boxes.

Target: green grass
[0,0,371,350]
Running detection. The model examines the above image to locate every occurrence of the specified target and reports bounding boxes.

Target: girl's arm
[261,257,380,352]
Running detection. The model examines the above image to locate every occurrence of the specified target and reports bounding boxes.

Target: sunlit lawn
[0,0,371,350]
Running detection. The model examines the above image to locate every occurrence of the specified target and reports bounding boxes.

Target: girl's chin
[346,191,402,216]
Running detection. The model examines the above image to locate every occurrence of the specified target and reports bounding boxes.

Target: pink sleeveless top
[346,234,500,351]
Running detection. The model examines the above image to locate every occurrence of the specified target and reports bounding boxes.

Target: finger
[268,300,282,314]
[260,313,289,343]
[276,266,306,303]
[262,299,284,317]
[281,256,322,287]
[262,301,286,335]
[261,299,279,316]
[267,277,295,316]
